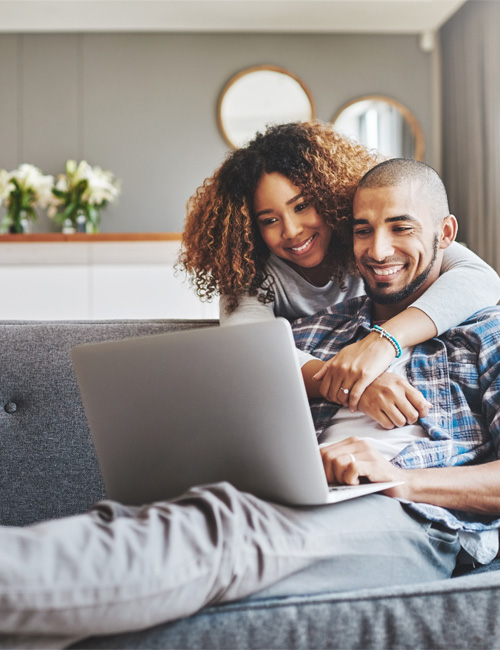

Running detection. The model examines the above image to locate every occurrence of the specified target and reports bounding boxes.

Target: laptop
[71,319,401,507]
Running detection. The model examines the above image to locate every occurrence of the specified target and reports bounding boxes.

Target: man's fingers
[398,401,420,425]
[383,405,408,428]
[342,454,361,485]
[406,386,432,418]
[371,410,396,430]
[321,448,360,485]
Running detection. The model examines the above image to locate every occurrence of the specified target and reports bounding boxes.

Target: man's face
[352,181,442,311]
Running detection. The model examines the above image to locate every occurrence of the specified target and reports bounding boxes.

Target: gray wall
[0,32,434,233]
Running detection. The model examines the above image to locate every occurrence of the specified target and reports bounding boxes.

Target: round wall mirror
[332,95,425,161]
[218,65,315,149]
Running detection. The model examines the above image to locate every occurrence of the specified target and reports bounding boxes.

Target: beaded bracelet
[371,325,402,358]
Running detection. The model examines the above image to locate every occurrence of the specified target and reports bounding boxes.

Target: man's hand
[358,372,432,429]
[320,437,408,498]
[312,333,398,409]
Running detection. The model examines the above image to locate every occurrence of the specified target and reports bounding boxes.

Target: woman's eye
[260,217,277,226]
[354,229,370,236]
[295,202,309,212]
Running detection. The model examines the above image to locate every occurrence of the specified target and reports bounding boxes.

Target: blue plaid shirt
[292,297,500,542]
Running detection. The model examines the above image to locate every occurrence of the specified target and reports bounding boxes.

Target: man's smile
[372,265,405,276]
[362,261,407,284]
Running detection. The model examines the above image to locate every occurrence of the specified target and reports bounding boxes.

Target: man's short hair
[357,158,450,225]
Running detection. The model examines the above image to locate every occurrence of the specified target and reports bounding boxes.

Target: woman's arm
[313,307,435,407]
[219,293,317,368]
[219,293,275,326]
[315,242,500,410]
[412,241,500,335]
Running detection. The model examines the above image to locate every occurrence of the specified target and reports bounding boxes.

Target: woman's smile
[285,233,318,255]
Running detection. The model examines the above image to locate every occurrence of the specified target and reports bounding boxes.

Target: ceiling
[0,0,468,33]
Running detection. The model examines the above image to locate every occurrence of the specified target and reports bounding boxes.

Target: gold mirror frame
[332,95,425,161]
[218,65,316,150]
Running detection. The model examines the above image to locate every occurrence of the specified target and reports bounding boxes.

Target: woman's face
[253,172,333,270]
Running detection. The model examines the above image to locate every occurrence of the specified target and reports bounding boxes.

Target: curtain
[440,0,500,273]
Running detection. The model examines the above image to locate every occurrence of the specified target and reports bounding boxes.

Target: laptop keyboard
[328,484,369,493]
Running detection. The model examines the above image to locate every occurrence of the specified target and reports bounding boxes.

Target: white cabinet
[0,239,219,320]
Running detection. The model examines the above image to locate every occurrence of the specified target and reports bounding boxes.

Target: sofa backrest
[0,320,217,527]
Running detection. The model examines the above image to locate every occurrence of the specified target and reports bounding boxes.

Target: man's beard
[362,235,439,305]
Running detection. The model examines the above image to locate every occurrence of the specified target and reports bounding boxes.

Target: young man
[293,158,500,566]
[2,159,499,647]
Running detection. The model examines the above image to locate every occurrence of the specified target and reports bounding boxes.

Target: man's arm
[301,359,325,399]
[320,437,500,515]
[303,361,431,429]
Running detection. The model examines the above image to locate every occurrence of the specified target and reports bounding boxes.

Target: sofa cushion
[69,568,500,649]
[0,320,217,527]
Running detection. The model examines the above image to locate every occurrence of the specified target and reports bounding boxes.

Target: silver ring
[348,453,356,464]
[341,387,350,395]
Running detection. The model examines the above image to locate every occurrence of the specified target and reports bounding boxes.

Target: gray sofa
[2,319,500,650]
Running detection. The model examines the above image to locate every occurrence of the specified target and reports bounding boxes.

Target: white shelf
[0,240,219,320]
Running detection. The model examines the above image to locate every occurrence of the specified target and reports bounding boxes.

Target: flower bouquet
[49,160,121,233]
[0,164,55,233]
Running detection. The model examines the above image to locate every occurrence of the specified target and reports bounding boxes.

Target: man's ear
[438,214,458,250]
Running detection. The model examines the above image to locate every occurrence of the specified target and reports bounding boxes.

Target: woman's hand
[320,437,408,499]
[312,331,400,410]
[357,372,432,429]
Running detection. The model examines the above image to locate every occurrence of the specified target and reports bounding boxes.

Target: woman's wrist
[376,307,438,349]
[366,330,398,359]
[370,325,402,358]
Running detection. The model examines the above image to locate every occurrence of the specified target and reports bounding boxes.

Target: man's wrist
[392,468,420,502]
[301,359,325,399]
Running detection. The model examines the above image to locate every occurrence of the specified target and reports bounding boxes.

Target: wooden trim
[0,233,183,243]
[217,64,316,150]
[331,94,425,162]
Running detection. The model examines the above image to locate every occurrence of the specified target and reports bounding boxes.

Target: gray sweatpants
[0,483,460,648]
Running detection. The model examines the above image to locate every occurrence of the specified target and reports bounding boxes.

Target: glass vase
[7,210,32,234]
[85,213,101,234]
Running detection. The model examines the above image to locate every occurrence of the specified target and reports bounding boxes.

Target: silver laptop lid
[71,319,330,506]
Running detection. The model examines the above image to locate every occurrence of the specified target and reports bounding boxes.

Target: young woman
[180,121,500,415]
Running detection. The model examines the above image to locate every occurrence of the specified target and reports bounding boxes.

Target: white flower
[10,164,55,206]
[48,159,121,225]
[0,163,56,211]
[83,166,121,206]
[73,160,92,185]
[55,177,66,192]
[65,159,77,176]
[0,169,13,204]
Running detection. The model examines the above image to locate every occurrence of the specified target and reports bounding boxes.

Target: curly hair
[179,121,380,313]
